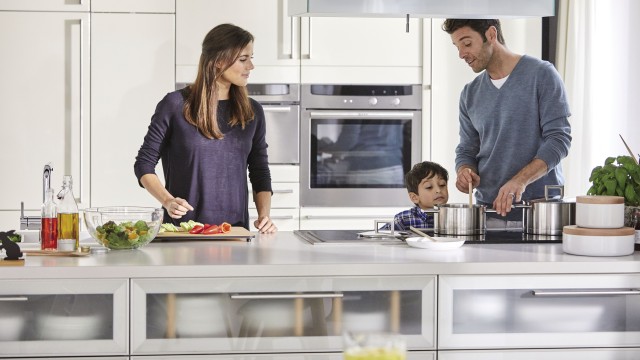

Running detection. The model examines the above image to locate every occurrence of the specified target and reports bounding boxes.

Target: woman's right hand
[163,197,194,219]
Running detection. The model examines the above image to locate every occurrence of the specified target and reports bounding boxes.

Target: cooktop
[294,229,562,245]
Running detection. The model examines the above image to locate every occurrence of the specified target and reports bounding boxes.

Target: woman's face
[218,42,255,88]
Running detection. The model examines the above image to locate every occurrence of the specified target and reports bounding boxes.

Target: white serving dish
[563,225,635,256]
[175,294,228,338]
[36,313,103,340]
[576,195,624,228]
[405,236,465,250]
[238,299,312,336]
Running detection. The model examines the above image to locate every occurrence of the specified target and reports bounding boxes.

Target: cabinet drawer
[131,276,436,354]
[439,348,640,360]
[0,279,128,357]
[249,208,299,231]
[132,351,435,359]
[249,182,299,209]
[439,274,640,349]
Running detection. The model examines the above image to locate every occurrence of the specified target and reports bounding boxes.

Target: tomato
[202,224,220,234]
[188,225,204,234]
[220,222,232,233]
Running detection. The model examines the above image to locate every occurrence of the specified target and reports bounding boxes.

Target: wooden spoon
[468,168,473,208]
[409,226,439,241]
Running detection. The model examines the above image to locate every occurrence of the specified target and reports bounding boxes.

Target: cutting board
[22,249,90,257]
[0,258,25,266]
[154,226,254,242]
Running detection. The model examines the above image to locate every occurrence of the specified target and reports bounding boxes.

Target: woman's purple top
[134,88,272,228]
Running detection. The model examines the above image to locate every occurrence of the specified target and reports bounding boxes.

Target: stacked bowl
[562,196,635,256]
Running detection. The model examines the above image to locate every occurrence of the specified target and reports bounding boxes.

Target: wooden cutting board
[22,249,90,257]
[0,258,25,266]
[154,226,254,242]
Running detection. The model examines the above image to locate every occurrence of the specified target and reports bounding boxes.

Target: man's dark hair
[405,161,449,194]
[442,19,505,45]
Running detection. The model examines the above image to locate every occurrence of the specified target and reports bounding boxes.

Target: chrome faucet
[20,163,53,230]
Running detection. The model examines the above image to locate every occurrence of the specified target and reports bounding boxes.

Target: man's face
[450,26,494,73]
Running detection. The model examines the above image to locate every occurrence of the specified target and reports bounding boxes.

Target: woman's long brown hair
[183,23,255,139]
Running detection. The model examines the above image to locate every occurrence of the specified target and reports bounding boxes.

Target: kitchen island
[2,232,640,359]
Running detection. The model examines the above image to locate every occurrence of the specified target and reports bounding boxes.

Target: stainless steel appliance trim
[266,215,295,220]
[305,215,395,219]
[273,189,295,194]
[532,289,640,296]
[230,293,343,300]
[0,297,29,302]
[309,111,415,118]
[263,106,294,112]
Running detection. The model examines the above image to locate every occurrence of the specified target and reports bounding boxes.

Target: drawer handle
[305,215,391,220]
[273,189,294,194]
[532,289,640,296]
[0,296,29,302]
[250,215,294,220]
[230,293,343,300]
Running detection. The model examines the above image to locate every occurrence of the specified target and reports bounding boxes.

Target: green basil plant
[588,155,640,206]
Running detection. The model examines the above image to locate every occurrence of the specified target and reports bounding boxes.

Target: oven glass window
[311,119,412,188]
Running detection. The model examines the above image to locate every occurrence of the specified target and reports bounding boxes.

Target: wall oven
[300,84,422,207]
[247,83,300,164]
[177,83,300,165]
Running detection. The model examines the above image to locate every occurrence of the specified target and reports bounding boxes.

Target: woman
[134,23,277,233]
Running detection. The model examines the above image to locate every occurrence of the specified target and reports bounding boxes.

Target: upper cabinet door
[91,13,175,207]
[0,0,89,11]
[91,0,174,13]
[0,11,91,211]
[176,0,299,83]
[299,17,423,84]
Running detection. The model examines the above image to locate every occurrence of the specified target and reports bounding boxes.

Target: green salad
[95,220,153,249]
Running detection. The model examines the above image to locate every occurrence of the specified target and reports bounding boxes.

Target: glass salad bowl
[83,206,163,250]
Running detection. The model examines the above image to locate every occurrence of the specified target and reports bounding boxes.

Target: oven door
[301,110,421,206]
[263,104,300,164]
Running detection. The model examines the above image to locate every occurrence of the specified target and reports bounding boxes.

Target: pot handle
[545,185,564,200]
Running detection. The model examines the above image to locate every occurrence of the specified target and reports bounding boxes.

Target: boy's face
[409,175,449,209]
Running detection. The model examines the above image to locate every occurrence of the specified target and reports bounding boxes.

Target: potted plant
[587,155,640,226]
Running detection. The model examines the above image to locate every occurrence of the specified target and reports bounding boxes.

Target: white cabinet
[132,352,435,359]
[438,274,640,350]
[300,207,405,230]
[176,0,299,83]
[249,165,300,231]
[90,11,175,207]
[0,278,128,357]
[439,348,640,360]
[175,0,423,84]
[0,7,91,227]
[299,17,423,84]
[130,276,436,355]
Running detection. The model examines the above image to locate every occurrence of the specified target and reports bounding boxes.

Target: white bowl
[36,313,103,340]
[563,225,635,256]
[576,196,624,228]
[175,294,228,338]
[0,314,26,341]
[405,236,465,250]
[238,299,312,336]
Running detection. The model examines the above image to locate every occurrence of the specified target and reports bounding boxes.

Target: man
[442,19,571,227]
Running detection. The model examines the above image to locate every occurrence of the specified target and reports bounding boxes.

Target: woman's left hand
[254,216,277,233]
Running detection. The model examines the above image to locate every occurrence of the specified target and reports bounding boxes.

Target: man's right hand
[456,167,480,194]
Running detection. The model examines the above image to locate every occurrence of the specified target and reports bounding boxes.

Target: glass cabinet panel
[438,348,640,360]
[131,276,436,354]
[439,274,640,349]
[0,279,128,357]
[132,351,435,359]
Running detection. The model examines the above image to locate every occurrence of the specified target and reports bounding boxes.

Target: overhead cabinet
[0,8,91,223]
[176,0,423,84]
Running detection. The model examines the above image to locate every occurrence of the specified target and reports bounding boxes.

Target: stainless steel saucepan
[521,185,575,235]
[425,204,491,235]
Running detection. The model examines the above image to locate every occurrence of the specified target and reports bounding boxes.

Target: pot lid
[563,225,635,236]
[576,195,624,204]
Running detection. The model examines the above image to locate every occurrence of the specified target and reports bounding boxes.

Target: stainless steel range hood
[288,0,555,18]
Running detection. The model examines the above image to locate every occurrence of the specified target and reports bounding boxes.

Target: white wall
[430,18,542,204]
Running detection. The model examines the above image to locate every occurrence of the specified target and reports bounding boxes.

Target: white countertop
[3,231,640,279]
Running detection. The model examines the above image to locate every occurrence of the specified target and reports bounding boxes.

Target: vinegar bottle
[57,175,79,251]
[40,188,58,250]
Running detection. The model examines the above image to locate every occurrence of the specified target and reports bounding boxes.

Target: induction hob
[294,229,561,245]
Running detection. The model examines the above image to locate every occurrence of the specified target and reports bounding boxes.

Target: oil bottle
[57,175,79,251]
[40,187,58,250]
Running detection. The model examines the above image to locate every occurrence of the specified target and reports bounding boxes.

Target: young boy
[390,161,449,231]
